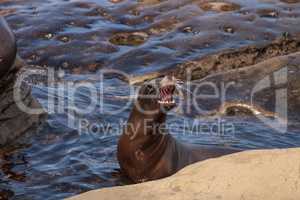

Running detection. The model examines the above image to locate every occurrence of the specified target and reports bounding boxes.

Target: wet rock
[175,36,300,81]
[109,0,124,3]
[182,26,193,33]
[280,0,300,3]
[130,9,140,16]
[185,51,300,122]
[0,64,45,147]
[148,27,167,35]
[57,35,71,43]
[87,63,101,72]
[147,18,178,36]
[27,53,40,62]
[109,32,148,46]
[73,2,94,9]
[217,102,275,118]
[143,15,155,22]
[0,8,16,17]
[200,1,241,12]
[0,59,45,147]
[225,106,255,116]
[62,61,69,68]
[257,9,279,18]
[84,7,115,21]
[0,17,45,147]
[223,26,235,34]
[0,189,14,200]
[0,18,16,79]
[44,33,54,39]
[128,72,162,85]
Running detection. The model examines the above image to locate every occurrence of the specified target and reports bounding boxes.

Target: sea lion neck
[123,102,167,140]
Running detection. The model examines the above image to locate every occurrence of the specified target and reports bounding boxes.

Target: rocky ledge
[68,147,300,200]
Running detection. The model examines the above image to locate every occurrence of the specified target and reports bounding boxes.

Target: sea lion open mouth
[158,76,176,106]
[158,85,175,105]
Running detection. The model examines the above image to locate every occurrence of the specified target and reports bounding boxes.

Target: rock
[128,35,300,85]
[0,189,14,199]
[0,17,45,146]
[0,66,45,146]
[172,49,300,123]
[182,26,193,33]
[175,35,300,81]
[109,0,124,3]
[67,148,300,200]
[128,71,162,85]
[44,33,54,39]
[109,32,149,46]
[57,35,71,43]
[223,26,235,34]
[199,1,241,12]
[0,17,16,79]
[280,0,300,3]
[257,9,279,18]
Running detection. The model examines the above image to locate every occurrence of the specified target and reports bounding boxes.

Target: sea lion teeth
[158,99,173,104]
[158,100,165,104]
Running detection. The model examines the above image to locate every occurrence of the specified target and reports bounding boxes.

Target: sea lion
[0,17,17,78]
[117,76,239,183]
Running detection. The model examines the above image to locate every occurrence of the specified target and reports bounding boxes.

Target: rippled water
[1,0,300,199]
[0,73,299,200]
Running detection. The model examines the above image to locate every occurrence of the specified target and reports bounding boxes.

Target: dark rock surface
[175,35,300,81]
[0,17,44,146]
[185,52,300,122]
[0,17,16,79]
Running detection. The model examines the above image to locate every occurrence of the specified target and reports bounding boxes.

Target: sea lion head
[136,76,177,114]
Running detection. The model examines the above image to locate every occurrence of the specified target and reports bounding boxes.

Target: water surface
[1,0,300,199]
